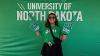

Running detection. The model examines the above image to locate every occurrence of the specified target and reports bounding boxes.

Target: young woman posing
[32,13,68,56]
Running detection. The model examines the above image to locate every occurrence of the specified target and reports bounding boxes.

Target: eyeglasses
[49,17,56,19]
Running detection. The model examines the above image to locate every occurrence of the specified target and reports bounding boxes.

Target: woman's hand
[48,41,52,47]
[35,31,40,36]
[60,35,67,41]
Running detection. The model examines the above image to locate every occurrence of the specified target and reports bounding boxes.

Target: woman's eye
[49,17,55,19]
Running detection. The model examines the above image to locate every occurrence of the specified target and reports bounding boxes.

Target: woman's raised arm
[28,13,41,36]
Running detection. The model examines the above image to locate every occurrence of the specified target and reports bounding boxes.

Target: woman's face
[48,14,56,25]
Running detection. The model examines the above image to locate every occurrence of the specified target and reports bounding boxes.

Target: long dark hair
[45,13,59,28]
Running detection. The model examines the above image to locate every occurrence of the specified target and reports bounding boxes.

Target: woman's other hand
[60,35,68,41]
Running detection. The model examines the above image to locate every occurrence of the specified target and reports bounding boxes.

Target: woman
[32,13,67,56]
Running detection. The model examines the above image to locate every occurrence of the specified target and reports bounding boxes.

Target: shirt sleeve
[29,13,40,32]
[32,22,40,32]
[61,22,72,35]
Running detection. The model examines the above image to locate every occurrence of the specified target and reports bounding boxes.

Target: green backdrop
[0,0,100,56]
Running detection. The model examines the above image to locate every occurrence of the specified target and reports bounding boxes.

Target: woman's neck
[50,23,55,26]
